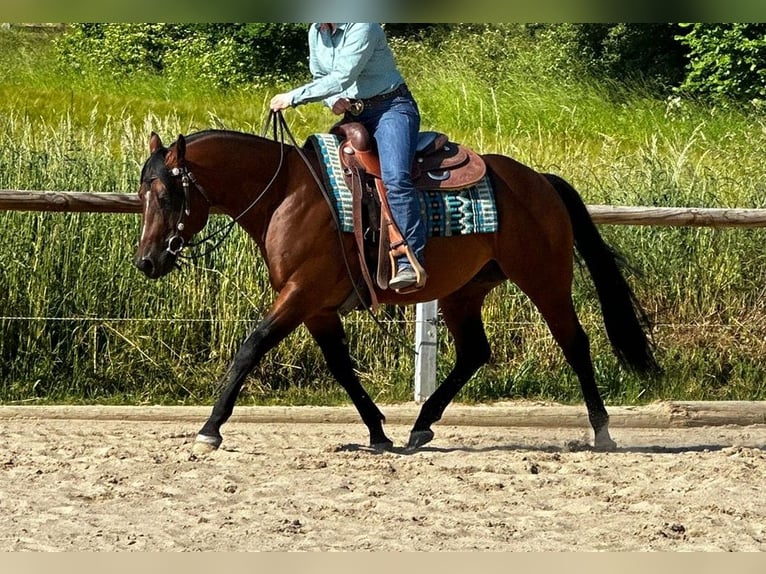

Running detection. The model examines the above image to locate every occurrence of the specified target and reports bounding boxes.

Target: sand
[1,402,765,551]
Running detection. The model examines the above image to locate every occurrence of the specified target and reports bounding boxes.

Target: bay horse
[134,116,658,456]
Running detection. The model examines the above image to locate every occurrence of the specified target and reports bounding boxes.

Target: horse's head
[134,132,210,279]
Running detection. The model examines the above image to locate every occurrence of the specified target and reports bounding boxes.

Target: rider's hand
[331,98,352,115]
[270,93,293,112]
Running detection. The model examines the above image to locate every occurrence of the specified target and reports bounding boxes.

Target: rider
[269,22,426,291]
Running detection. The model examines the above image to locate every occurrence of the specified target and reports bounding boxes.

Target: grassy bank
[2,26,766,406]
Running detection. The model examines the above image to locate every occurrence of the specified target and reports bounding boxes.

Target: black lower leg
[197,324,272,444]
[565,327,611,438]
[410,309,491,446]
[309,316,392,447]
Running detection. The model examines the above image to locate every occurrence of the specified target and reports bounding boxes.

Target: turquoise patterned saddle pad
[307,133,498,237]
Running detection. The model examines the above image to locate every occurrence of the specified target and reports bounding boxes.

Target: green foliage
[566,24,688,93]
[398,24,688,97]
[676,23,766,102]
[51,22,766,103]
[2,25,766,406]
[56,23,170,75]
[56,23,309,89]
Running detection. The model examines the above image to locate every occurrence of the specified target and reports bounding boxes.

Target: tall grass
[2,26,766,406]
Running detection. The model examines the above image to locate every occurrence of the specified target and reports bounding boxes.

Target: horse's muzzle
[135,256,154,276]
[135,253,174,279]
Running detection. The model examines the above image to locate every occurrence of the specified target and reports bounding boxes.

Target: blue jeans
[351,87,425,266]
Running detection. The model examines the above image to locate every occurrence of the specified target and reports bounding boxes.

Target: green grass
[2,26,766,406]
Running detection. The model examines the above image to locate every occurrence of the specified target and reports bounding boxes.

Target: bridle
[165,164,209,256]
[160,113,290,261]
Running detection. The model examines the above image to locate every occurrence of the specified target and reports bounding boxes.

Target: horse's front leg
[305,312,393,449]
[192,292,304,457]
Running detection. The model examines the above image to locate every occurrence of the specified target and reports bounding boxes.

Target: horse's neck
[191,135,290,209]
[191,136,302,244]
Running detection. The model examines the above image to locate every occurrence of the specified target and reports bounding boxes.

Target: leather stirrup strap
[347,144,427,292]
[350,168,379,311]
[376,207,392,290]
[372,178,427,292]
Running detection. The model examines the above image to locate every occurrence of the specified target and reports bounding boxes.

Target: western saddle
[330,121,486,306]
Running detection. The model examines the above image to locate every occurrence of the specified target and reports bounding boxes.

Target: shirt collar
[315,23,346,35]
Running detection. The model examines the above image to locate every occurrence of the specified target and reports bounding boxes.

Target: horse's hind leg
[305,312,393,449]
[407,283,494,450]
[520,281,616,450]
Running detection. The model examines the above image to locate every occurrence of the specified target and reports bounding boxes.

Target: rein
[167,115,289,261]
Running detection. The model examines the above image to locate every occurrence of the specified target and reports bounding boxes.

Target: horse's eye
[139,179,153,196]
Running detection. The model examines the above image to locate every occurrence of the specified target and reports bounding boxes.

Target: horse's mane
[180,129,274,147]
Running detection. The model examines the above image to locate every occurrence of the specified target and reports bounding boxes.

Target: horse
[134,117,659,456]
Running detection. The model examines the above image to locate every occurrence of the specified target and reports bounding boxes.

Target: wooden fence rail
[0,191,223,214]
[4,189,766,403]
[0,191,142,214]
[3,190,766,227]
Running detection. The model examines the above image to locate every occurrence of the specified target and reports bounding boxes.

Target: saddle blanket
[307,133,498,237]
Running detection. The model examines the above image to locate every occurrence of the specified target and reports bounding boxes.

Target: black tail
[544,173,660,375]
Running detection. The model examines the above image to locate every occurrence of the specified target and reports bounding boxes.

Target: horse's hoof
[406,429,434,451]
[190,434,221,458]
[594,431,617,452]
[370,439,394,451]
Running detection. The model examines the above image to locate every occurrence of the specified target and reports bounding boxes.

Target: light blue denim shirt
[287,23,405,109]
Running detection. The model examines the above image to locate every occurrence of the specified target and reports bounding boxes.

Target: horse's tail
[543,172,661,376]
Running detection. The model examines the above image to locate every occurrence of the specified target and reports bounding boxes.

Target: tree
[567,23,688,93]
[56,23,309,88]
[676,23,766,102]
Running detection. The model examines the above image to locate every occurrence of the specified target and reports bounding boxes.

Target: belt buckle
[348,100,364,116]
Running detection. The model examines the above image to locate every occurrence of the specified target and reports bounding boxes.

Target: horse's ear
[176,134,186,161]
[149,132,163,154]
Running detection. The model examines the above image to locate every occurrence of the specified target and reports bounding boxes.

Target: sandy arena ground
[1,402,765,551]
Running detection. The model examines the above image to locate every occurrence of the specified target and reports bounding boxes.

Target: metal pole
[414,300,438,403]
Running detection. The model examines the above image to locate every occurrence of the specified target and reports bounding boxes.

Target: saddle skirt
[412,131,487,190]
[306,132,498,238]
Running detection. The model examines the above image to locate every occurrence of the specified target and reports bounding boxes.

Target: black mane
[180,129,274,147]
